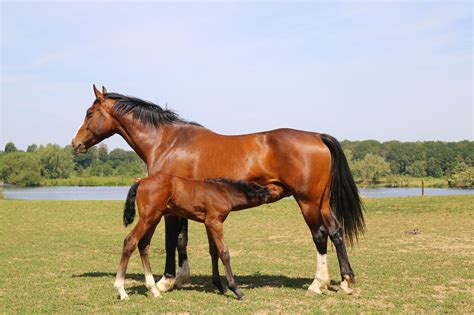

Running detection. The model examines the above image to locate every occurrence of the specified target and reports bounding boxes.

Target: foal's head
[72,85,118,153]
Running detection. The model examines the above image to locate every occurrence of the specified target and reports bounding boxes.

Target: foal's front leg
[205,220,244,300]
[206,229,226,294]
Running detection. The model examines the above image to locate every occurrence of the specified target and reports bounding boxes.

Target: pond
[2,186,473,200]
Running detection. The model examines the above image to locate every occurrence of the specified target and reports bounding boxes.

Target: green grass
[1,196,473,313]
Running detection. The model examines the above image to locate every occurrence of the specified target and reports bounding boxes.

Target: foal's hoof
[236,294,245,301]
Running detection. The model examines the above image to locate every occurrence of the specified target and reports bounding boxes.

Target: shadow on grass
[72,271,313,295]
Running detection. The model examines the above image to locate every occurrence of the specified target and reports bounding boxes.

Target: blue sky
[1,1,472,151]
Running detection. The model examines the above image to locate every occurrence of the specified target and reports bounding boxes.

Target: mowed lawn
[1,195,473,313]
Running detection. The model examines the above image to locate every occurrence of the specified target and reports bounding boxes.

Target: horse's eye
[86,111,93,118]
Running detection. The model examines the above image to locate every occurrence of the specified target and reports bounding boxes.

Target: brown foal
[114,173,274,300]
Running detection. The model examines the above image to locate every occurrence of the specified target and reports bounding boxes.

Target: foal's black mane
[105,93,201,127]
[207,178,270,202]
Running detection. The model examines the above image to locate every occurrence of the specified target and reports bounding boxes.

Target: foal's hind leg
[138,221,161,298]
[321,208,355,294]
[206,228,226,294]
[205,220,244,300]
[114,218,152,300]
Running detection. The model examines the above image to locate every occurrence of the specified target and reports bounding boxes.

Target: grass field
[1,196,473,313]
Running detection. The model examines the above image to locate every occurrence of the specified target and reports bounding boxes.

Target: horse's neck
[114,115,164,164]
[114,116,205,169]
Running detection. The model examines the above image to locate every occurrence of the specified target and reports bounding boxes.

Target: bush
[352,154,392,185]
[448,168,474,188]
[38,144,74,179]
[0,152,41,186]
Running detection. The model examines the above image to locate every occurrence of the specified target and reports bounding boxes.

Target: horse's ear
[102,86,108,94]
[93,84,104,100]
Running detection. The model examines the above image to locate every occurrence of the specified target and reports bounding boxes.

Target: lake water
[2,186,473,200]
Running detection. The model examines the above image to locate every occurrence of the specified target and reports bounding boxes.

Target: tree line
[341,140,473,187]
[0,142,146,186]
[0,140,473,187]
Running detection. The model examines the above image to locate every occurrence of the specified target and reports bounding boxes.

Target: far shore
[1,175,471,189]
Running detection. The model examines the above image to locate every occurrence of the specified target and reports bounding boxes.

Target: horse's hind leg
[206,228,226,294]
[138,220,161,298]
[175,218,191,288]
[205,220,244,300]
[114,218,152,300]
[296,199,330,295]
[321,208,355,294]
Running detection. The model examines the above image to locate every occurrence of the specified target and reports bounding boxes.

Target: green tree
[0,152,41,186]
[73,146,99,170]
[4,142,18,153]
[27,144,38,152]
[98,143,109,162]
[114,162,146,177]
[108,148,141,167]
[353,154,391,185]
[37,144,74,179]
[88,160,114,177]
[405,160,427,177]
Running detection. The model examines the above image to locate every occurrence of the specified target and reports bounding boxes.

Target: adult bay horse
[116,174,274,300]
[72,85,364,295]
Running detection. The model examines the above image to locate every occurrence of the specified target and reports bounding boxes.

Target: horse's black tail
[320,133,365,245]
[123,181,141,227]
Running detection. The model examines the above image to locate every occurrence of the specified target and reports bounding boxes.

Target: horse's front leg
[156,215,180,292]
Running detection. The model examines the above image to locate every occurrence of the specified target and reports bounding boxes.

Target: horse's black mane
[105,93,201,127]
[207,178,270,201]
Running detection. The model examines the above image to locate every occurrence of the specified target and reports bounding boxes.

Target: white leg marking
[114,278,129,300]
[316,253,330,287]
[145,274,161,298]
[175,259,190,288]
[156,275,176,292]
[340,279,353,294]
[307,253,329,294]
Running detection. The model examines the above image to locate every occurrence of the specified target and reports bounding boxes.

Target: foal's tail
[320,134,365,245]
[123,179,141,227]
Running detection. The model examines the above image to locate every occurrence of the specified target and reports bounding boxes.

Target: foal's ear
[102,86,108,94]
[93,84,104,100]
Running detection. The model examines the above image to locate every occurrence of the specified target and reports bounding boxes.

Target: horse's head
[72,85,117,153]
